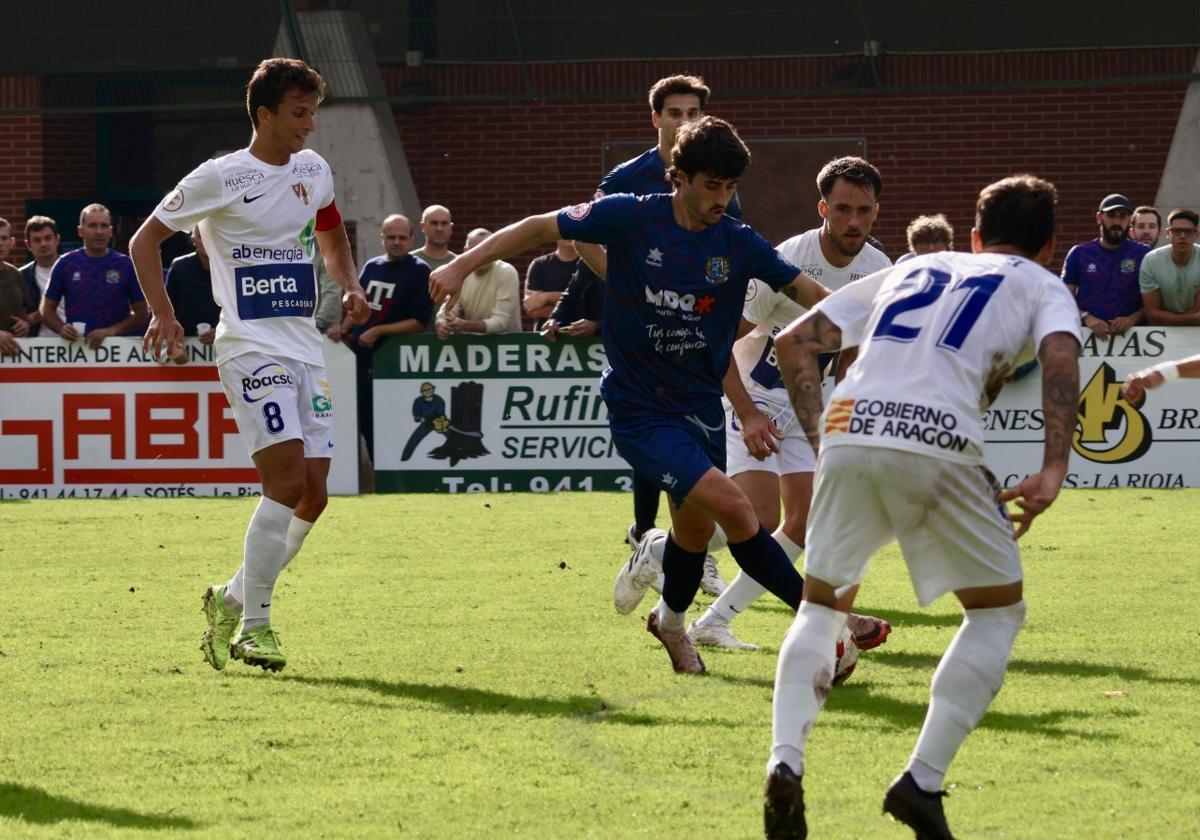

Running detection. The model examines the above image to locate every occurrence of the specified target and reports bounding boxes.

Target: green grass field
[1,490,1199,838]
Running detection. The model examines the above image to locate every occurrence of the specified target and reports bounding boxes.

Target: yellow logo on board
[1073,362,1151,463]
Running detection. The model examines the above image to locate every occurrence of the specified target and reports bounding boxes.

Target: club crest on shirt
[1120,258,1137,274]
[705,256,730,284]
[292,182,312,205]
[104,270,121,285]
[163,188,185,212]
[566,202,591,221]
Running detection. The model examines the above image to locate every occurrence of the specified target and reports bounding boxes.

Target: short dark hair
[648,75,710,114]
[816,156,883,200]
[667,116,750,185]
[25,215,58,237]
[1167,207,1199,228]
[0,217,9,232]
[906,214,954,250]
[246,58,325,128]
[975,174,1057,258]
[1133,205,1162,228]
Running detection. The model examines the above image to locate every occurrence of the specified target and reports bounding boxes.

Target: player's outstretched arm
[1122,352,1200,404]
[129,215,184,361]
[779,271,831,309]
[429,212,561,310]
[776,311,844,452]
[999,331,1080,539]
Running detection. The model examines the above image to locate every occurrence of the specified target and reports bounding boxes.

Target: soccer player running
[130,59,369,673]
[689,156,893,653]
[763,175,1081,839]
[431,117,828,675]
[583,75,737,596]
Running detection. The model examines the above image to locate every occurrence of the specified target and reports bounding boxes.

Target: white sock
[770,601,847,775]
[703,527,803,624]
[239,497,295,630]
[653,598,687,632]
[283,516,314,569]
[707,523,728,554]
[224,568,245,613]
[907,600,1026,790]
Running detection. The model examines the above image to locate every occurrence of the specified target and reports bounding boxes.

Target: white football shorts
[804,445,1021,606]
[723,394,816,477]
[218,352,334,458]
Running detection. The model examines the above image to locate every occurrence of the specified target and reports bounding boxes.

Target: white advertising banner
[0,338,358,499]
[370,328,1200,493]
[984,327,1200,488]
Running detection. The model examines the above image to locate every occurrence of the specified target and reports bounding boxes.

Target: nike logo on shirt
[243,193,266,203]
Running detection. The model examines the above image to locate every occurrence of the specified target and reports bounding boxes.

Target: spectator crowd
[3,188,1197,483]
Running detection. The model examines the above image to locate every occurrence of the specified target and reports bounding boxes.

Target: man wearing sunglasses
[1140,208,1200,325]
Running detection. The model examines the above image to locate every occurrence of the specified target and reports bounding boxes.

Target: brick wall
[392,48,1193,274]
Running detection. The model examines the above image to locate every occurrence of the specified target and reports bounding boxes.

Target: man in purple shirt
[1061,193,1149,339]
[40,203,147,349]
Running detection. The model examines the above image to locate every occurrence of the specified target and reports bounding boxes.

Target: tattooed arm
[998,331,1081,539]
[778,272,830,309]
[775,311,845,453]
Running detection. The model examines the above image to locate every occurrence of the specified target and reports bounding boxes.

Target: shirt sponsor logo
[231,244,306,262]
[646,247,664,268]
[644,286,715,314]
[291,161,323,178]
[163,188,185,212]
[565,202,591,221]
[104,270,121,285]
[223,170,265,192]
[235,263,316,321]
[705,256,730,284]
[298,219,316,259]
[830,398,970,452]
[241,362,294,403]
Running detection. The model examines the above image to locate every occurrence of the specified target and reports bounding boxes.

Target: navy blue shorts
[607,400,726,507]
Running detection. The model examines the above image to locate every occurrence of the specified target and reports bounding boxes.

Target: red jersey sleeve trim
[315,200,342,232]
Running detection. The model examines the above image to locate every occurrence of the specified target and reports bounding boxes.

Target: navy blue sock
[661,533,706,613]
[631,472,661,537]
[728,525,804,610]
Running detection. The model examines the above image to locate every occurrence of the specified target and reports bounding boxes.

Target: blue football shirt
[598,146,743,219]
[45,248,144,332]
[557,193,797,413]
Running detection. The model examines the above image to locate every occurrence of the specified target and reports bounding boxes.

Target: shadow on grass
[872,650,1200,686]
[707,674,1119,740]
[0,782,199,829]
[277,674,665,726]
[827,685,1115,740]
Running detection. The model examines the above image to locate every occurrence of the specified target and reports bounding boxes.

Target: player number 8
[263,401,285,433]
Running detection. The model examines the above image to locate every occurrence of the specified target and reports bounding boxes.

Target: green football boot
[200,584,242,671]
[230,625,287,672]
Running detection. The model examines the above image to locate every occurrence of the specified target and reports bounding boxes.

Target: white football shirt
[775,227,891,293]
[816,251,1081,465]
[732,228,893,404]
[153,148,335,367]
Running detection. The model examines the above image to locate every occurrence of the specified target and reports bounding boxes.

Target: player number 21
[872,268,1004,350]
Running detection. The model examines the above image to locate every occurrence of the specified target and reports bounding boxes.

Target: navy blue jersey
[557,193,797,413]
[598,146,743,219]
[355,254,433,337]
